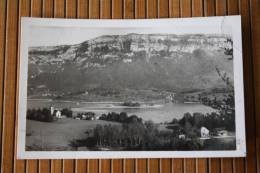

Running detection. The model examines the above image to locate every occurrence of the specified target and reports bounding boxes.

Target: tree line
[27,107,72,122]
[170,110,235,139]
[99,112,143,124]
[72,120,201,150]
[27,108,53,122]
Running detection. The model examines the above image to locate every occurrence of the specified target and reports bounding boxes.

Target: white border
[17,16,246,159]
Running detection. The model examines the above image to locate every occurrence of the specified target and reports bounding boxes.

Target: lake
[27,99,216,123]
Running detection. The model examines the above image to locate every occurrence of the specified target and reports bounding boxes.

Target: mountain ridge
[27,33,233,100]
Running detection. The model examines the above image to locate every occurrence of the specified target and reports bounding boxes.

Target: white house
[56,110,61,118]
[178,134,186,139]
[50,106,62,118]
[123,58,132,63]
[165,93,176,103]
[201,127,210,138]
[82,114,87,119]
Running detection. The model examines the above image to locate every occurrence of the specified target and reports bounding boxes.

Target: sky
[28,18,233,47]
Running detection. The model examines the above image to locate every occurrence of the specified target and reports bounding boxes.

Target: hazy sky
[29,26,162,46]
[29,25,229,47]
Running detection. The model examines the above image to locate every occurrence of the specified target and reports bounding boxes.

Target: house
[50,106,63,118]
[165,93,176,103]
[55,110,61,118]
[201,127,210,138]
[82,114,87,119]
[178,134,186,139]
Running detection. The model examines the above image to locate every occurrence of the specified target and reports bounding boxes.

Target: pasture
[26,118,120,151]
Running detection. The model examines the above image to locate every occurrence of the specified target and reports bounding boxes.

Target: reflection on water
[27,99,216,123]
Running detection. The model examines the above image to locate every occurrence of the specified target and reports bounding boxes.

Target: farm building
[201,127,210,138]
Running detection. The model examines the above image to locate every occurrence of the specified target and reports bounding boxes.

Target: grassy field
[26,118,120,151]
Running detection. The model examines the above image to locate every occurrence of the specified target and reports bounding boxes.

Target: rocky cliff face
[28,33,233,98]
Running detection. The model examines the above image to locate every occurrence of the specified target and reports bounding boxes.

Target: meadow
[26,118,119,151]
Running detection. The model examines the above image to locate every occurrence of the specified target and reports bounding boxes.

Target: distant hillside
[27,33,234,99]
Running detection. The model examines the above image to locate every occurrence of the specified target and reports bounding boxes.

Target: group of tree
[99,112,143,124]
[122,39,132,53]
[27,107,73,122]
[60,108,73,118]
[69,111,204,150]
[170,110,235,137]
[76,112,95,120]
[169,65,236,136]
[173,92,235,135]
[121,101,140,107]
[82,120,201,150]
[27,108,54,122]
[224,38,233,57]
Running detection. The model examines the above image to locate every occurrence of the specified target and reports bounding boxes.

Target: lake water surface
[27,99,216,123]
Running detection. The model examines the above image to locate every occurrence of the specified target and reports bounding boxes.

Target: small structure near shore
[217,130,228,137]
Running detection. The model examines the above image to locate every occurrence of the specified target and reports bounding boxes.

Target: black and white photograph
[17,16,246,159]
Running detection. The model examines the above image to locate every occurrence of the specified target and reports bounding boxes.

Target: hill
[27,33,234,101]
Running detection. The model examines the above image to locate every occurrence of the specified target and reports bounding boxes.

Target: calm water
[27,99,216,123]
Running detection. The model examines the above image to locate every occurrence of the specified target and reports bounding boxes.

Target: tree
[163,37,172,56]
[122,39,132,53]
[179,112,193,127]
[193,112,205,128]
[215,66,233,90]
[170,118,178,124]
[127,115,142,123]
[94,125,104,146]
[26,108,53,122]
[61,108,72,117]
[224,38,233,57]
[75,42,89,59]
[119,112,127,122]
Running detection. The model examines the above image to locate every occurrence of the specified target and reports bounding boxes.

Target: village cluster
[50,106,99,120]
